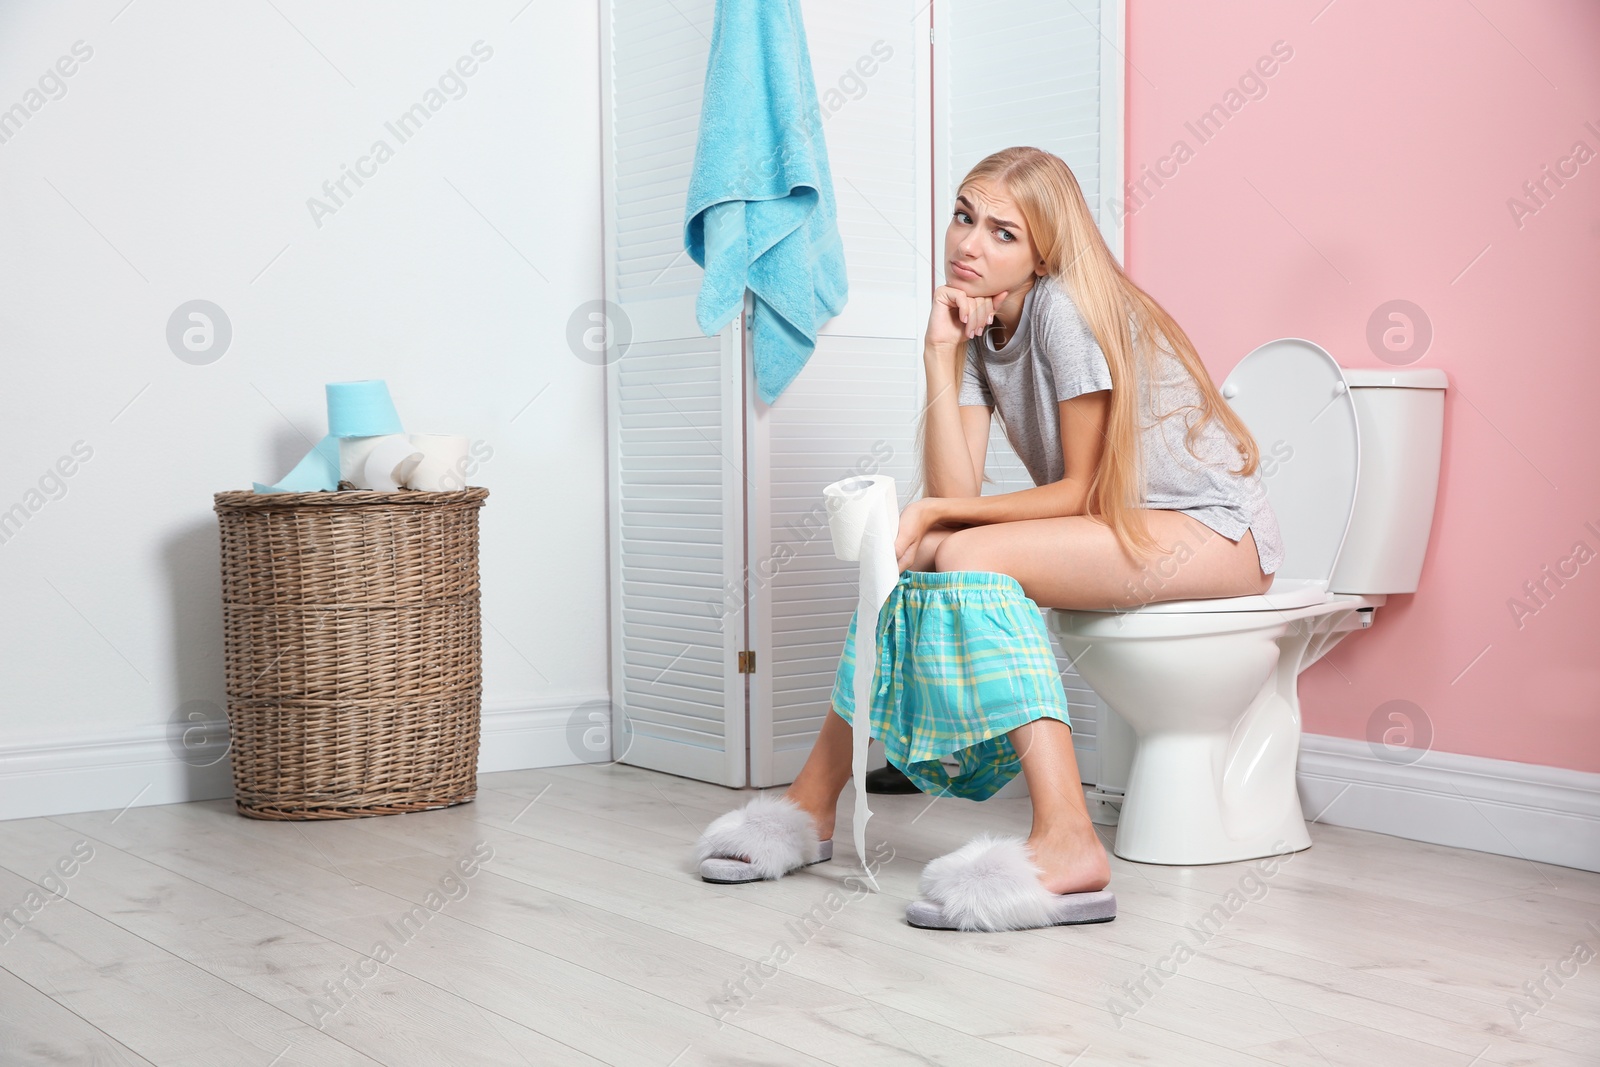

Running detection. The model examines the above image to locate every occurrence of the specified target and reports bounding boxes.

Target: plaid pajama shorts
[829,569,1073,802]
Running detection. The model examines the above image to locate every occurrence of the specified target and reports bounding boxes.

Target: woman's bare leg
[907,522,962,571]
[931,509,1267,893]
[778,511,1249,868]
[781,705,856,843]
[777,523,965,841]
[932,511,1272,609]
[1009,717,1110,895]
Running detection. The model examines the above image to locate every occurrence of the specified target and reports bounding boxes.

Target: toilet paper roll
[346,433,424,491]
[254,379,408,494]
[325,380,404,438]
[338,435,388,485]
[822,474,902,892]
[405,434,472,492]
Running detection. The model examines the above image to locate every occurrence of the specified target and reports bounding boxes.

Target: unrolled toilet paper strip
[252,434,342,495]
[406,434,472,491]
[254,380,408,494]
[822,474,901,893]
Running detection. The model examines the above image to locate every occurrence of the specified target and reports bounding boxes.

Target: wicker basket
[213,487,489,819]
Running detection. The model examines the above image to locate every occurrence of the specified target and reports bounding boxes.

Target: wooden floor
[0,762,1595,1066]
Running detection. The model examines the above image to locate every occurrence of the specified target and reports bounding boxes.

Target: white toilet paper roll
[337,435,386,485]
[341,433,423,491]
[821,474,901,892]
[405,434,472,491]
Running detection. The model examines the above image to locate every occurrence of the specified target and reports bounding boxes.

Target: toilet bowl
[1048,338,1448,865]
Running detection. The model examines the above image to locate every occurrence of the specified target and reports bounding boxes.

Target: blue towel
[684,0,848,406]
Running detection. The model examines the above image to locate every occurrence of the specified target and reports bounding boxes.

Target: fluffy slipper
[906,832,1117,931]
[694,793,830,884]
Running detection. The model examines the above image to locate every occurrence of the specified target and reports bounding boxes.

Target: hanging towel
[684,0,848,406]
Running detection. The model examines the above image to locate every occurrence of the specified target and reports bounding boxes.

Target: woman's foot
[779,786,837,845]
[1025,822,1112,895]
[704,791,835,865]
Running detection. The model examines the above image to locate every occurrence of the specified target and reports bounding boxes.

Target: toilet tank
[1328,367,1449,594]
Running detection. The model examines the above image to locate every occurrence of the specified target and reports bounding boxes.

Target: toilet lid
[1219,338,1359,583]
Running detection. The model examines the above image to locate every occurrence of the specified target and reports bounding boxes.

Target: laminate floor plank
[42,808,827,1066]
[0,863,388,1067]
[0,964,158,1066]
[1,761,1592,1067]
[332,802,1288,1066]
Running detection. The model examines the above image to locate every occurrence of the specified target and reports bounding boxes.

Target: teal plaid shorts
[830,570,1072,802]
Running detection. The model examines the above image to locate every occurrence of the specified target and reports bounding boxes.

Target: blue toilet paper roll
[253,380,407,494]
[325,380,404,437]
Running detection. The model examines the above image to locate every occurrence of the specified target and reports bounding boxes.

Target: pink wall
[1124,1,1600,773]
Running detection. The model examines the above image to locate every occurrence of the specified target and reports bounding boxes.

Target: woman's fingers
[947,288,1012,340]
[968,296,992,338]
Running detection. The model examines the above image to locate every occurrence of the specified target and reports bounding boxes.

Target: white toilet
[1047,338,1448,865]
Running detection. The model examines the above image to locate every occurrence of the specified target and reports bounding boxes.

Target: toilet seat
[1073,576,1332,613]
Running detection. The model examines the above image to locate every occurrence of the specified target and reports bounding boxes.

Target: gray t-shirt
[957,275,1286,575]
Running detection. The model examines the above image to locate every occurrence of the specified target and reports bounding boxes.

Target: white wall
[0,1,609,818]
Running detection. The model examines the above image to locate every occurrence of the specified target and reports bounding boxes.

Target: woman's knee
[909,523,961,571]
[932,528,988,572]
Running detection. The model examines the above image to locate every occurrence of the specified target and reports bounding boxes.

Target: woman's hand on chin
[926,284,1010,350]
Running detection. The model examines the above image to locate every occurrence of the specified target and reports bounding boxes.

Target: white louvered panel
[611,0,714,301]
[802,0,921,300]
[749,337,923,786]
[604,0,746,786]
[744,0,930,787]
[610,336,745,784]
[938,0,1123,246]
[600,0,1121,788]
[934,0,1126,778]
[943,0,1110,223]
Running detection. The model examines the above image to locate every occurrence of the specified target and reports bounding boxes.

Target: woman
[694,147,1285,931]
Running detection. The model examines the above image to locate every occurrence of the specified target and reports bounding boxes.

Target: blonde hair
[921,146,1263,565]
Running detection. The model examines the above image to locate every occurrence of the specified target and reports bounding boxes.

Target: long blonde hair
[922,146,1263,565]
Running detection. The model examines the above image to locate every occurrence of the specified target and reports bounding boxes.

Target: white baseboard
[997,733,1600,874]
[1295,733,1600,874]
[6,716,1595,876]
[0,694,606,823]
